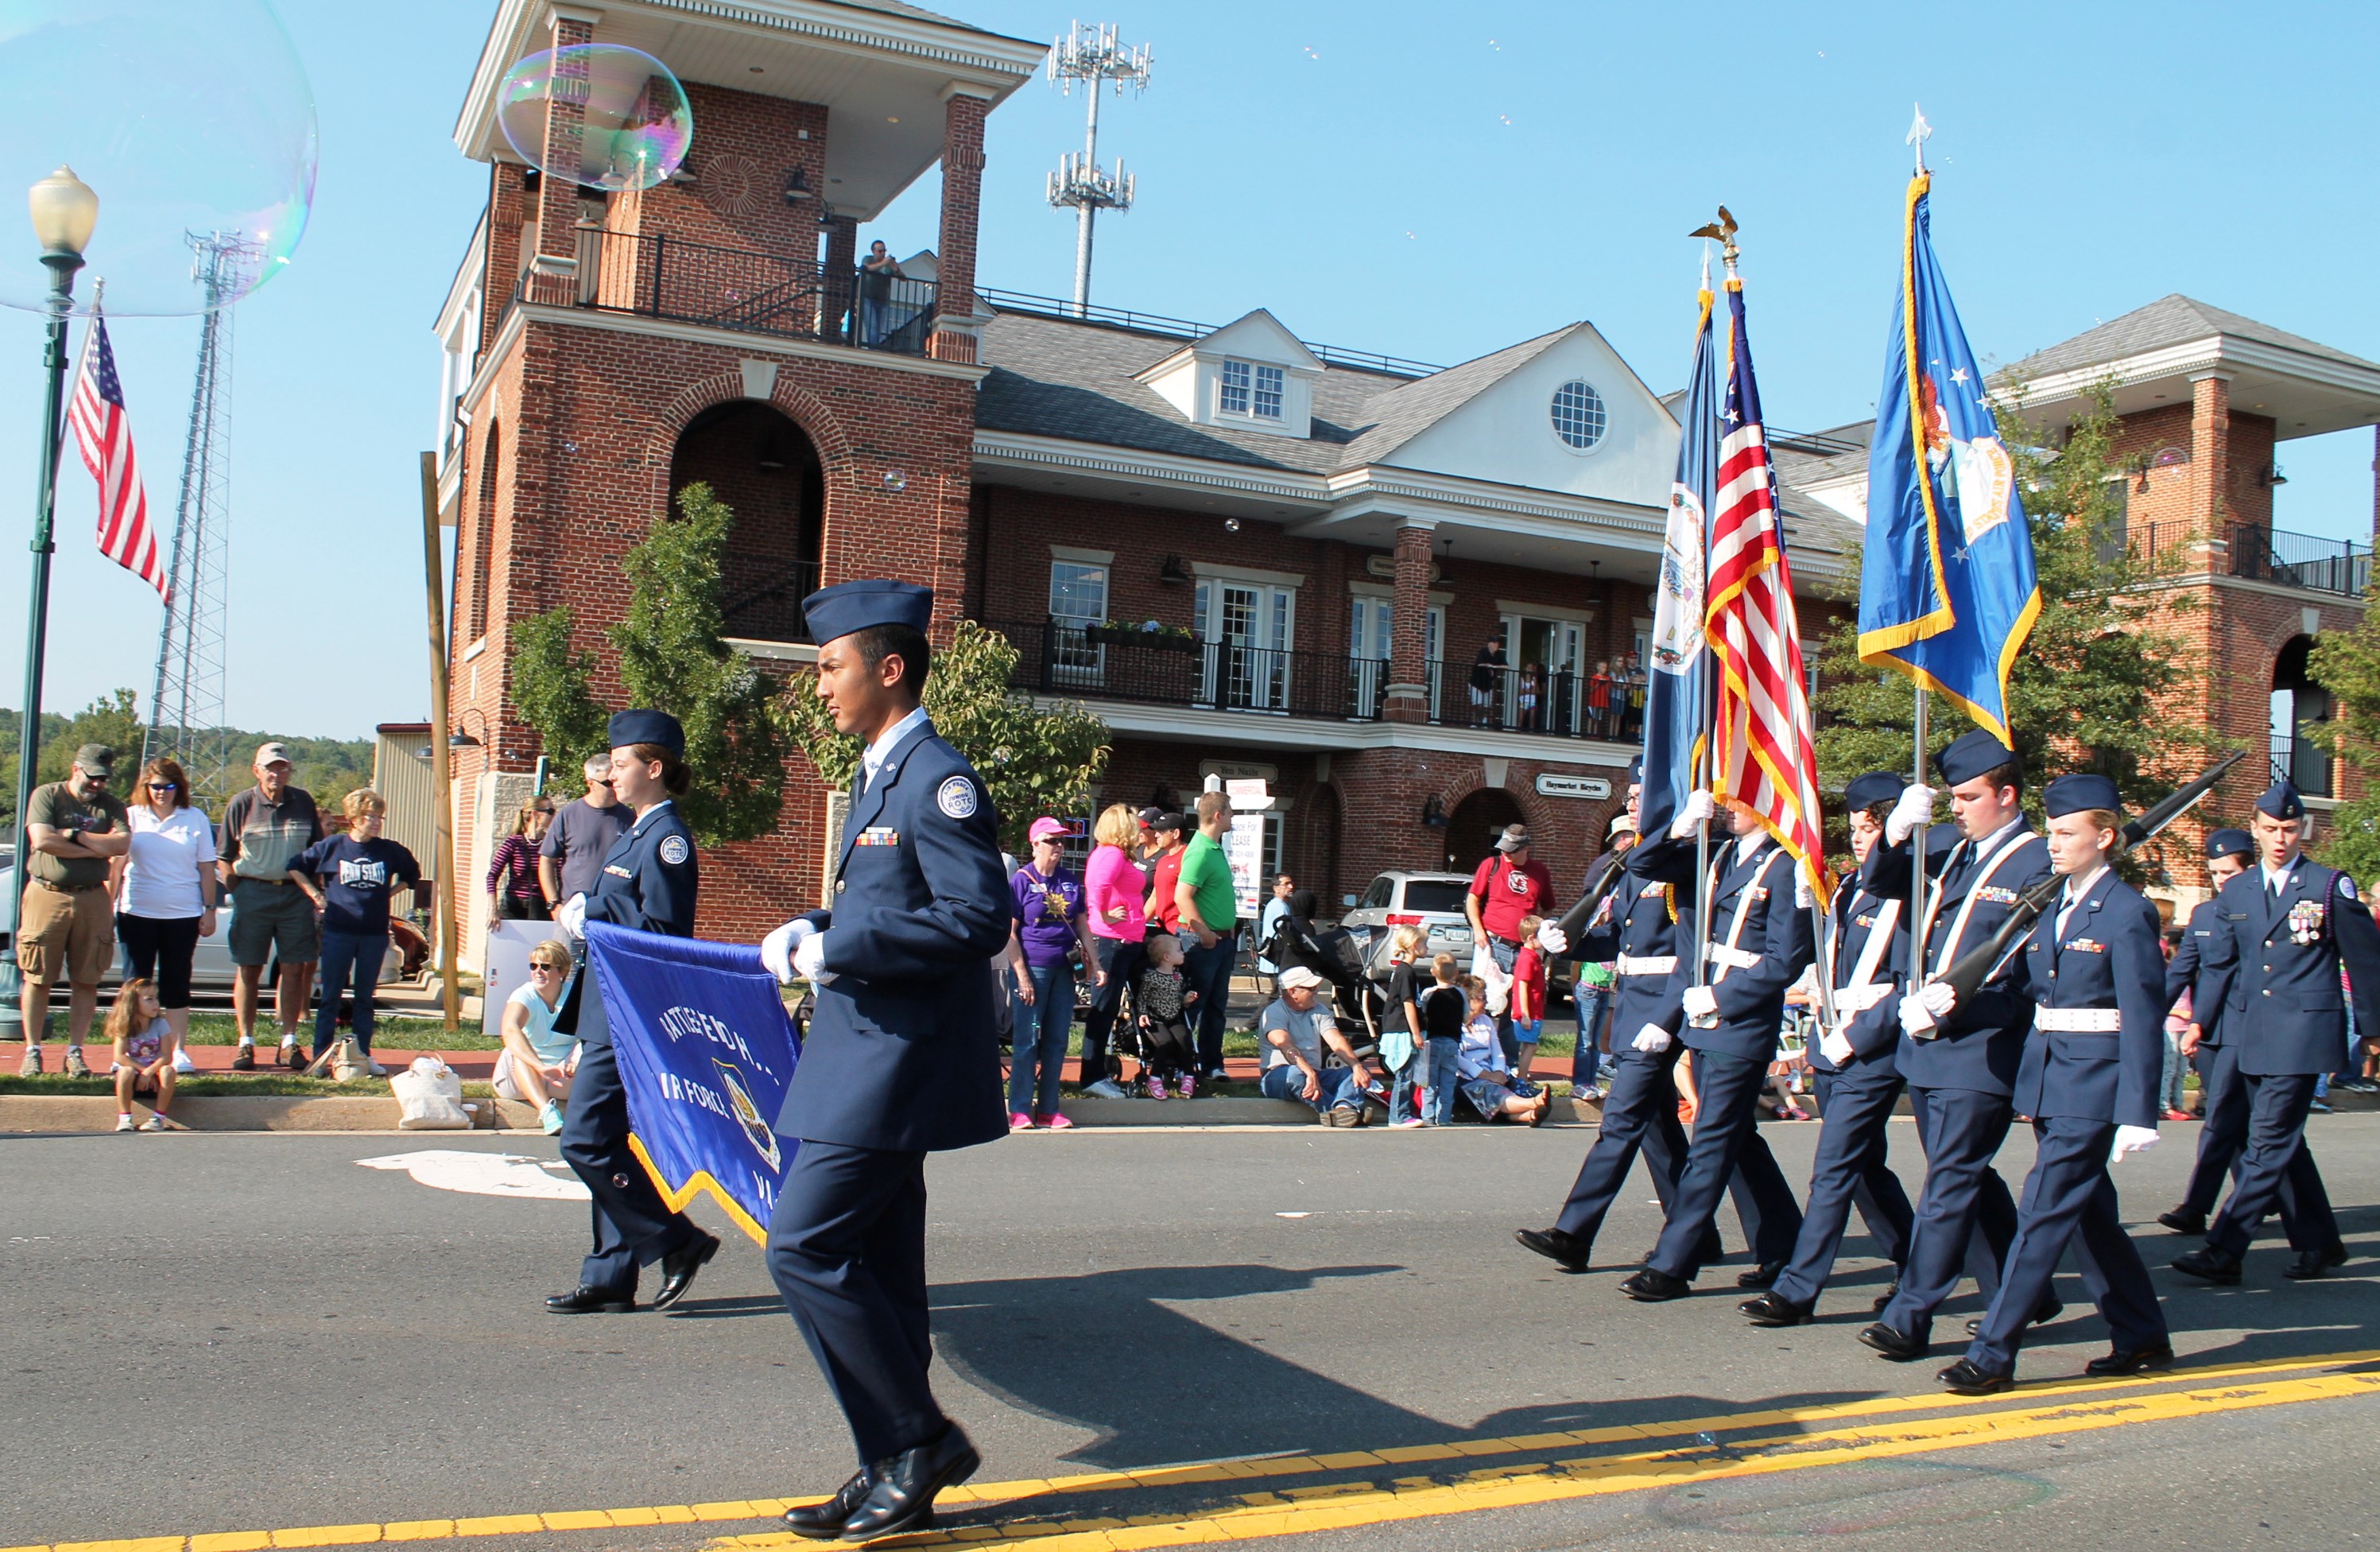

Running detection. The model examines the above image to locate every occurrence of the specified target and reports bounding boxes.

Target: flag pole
[1692,244,1721,1005]
[1905,104,1934,977]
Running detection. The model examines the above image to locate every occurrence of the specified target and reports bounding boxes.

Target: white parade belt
[2033,1005,2122,1033]
[1615,955,1678,977]
[1707,945,1762,971]
[1832,981,1894,1014]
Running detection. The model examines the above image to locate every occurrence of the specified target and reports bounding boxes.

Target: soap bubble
[0,0,317,317]
[498,45,693,193]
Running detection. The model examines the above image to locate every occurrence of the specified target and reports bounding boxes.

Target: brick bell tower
[431,0,1045,957]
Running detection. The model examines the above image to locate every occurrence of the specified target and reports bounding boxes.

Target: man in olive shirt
[16,744,130,1077]
[1175,791,1241,1080]
[216,743,325,1069]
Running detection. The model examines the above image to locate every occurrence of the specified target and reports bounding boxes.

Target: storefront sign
[1534,774,1612,801]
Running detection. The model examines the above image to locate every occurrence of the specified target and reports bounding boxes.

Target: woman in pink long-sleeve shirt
[1080,802,1150,1095]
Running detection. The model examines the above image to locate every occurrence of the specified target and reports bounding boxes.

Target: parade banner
[1639,265,1720,840]
[586,922,800,1244]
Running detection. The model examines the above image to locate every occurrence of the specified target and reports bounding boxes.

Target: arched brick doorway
[668,400,824,643]
[1443,786,1525,873]
[2272,634,2332,796]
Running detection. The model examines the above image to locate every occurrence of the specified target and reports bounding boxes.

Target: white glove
[1794,870,1814,910]
[792,929,832,984]
[2109,1124,2160,1165]
[1681,984,1719,1022]
[555,892,587,939]
[1535,922,1570,956]
[1898,991,1937,1036]
[1885,785,1936,847]
[1669,789,1716,840]
[1820,1027,1855,1066]
[1630,1022,1674,1054]
[1899,980,1956,1037]
[759,918,816,984]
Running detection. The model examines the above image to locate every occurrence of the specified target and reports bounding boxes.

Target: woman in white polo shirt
[114,755,219,1061]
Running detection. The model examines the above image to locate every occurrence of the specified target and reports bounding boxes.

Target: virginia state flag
[1858,173,2041,743]
[1639,273,1721,837]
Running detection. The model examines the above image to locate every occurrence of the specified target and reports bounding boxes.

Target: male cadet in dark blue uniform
[757,580,1010,1543]
[546,710,722,1313]
[2157,826,2333,1255]
[1862,730,2057,1361]
[1618,794,1812,1302]
[2171,779,2373,1286]
[1937,774,2172,1395]
[1742,772,1917,1326]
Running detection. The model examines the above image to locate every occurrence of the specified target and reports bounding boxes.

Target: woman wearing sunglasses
[114,755,219,1061]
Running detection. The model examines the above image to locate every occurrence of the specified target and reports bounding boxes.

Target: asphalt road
[6,1115,2377,1551]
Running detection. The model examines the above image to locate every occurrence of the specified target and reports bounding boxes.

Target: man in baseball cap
[217,740,326,1070]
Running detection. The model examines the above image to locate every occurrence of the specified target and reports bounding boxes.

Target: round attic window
[1550,379,1607,452]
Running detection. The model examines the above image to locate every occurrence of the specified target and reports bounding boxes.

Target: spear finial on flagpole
[1907,103,1932,175]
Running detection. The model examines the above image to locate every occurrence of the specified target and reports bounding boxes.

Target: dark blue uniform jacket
[2196,858,2380,1077]
[574,801,699,1046]
[1680,836,1815,1065]
[1865,820,2052,1096]
[2163,898,2227,1046]
[1578,834,1698,1049]
[1809,877,1906,1073]
[2006,867,2165,1129]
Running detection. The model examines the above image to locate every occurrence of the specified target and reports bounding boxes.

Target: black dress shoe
[1738,1290,1813,1327]
[545,1285,636,1313]
[1515,1227,1591,1272]
[1618,1267,1692,1302]
[838,1423,979,1542]
[782,1470,877,1540]
[652,1232,721,1311]
[1936,1358,2012,1395]
[2157,1208,2208,1236]
[2283,1242,2350,1280]
[1964,1297,2061,1337]
[1859,1321,1927,1361]
[2170,1247,2242,1285]
[1871,1276,1901,1313]
[2083,1341,2174,1377]
[1736,1260,1785,1290]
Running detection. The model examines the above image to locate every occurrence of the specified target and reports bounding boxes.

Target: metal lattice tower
[144,233,258,803]
[1045,21,1150,316]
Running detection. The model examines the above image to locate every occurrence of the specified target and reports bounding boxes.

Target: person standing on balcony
[1468,634,1508,727]
[1517,662,1543,731]
[1176,793,1241,1083]
[1588,661,1614,739]
[859,241,904,347]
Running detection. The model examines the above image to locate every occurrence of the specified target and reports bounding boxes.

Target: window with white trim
[1219,360,1250,416]
[1049,560,1109,685]
[1218,359,1285,421]
[1252,363,1284,420]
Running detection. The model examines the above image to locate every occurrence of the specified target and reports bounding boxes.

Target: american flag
[68,314,168,600]
[1704,278,1828,894]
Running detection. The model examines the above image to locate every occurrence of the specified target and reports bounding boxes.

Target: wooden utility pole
[419,452,460,1033]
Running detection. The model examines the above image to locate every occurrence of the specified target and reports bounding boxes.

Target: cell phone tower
[143,231,259,804]
[1045,20,1151,316]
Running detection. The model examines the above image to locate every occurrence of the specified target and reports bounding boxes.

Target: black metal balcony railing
[2118,519,2371,599]
[514,229,938,356]
[721,557,823,644]
[2273,731,2334,797]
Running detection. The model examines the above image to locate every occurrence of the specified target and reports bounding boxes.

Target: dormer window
[1219,360,1285,421]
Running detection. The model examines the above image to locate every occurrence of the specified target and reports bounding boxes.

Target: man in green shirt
[1173,790,1241,1080]
[17,744,130,1077]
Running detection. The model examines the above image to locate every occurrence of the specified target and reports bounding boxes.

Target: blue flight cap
[1843,771,1903,811]
[802,579,933,646]
[2256,780,2307,821]
[608,708,684,758]
[1626,756,1643,784]
[2043,772,2122,818]
[1935,729,2018,787]
[2204,827,2254,860]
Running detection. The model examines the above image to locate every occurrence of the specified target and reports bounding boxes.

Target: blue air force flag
[587,922,800,1242]
[1857,173,2041,745]
[1639,274,1722,837]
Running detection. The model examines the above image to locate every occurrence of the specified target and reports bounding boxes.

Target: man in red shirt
[1467,824,1556,1063]
[1143,812,1189,934]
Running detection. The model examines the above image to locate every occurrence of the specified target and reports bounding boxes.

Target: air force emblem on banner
[659,834,689,866]
[937,775,978,818]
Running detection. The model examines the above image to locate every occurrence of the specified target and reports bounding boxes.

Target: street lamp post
[0,168,98,1043]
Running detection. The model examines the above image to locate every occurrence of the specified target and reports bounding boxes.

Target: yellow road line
[13,1346,2374,1552]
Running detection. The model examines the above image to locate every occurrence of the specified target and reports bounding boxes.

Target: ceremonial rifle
[1927,751,2247,1005]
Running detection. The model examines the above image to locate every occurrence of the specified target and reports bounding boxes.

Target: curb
[0,1094,543,1134]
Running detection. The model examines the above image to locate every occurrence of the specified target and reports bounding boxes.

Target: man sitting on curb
[1258,966,1383,1126]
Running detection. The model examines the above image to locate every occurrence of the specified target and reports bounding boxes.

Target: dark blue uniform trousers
[1903,1084,2025,1302]
[558,1041,703,1294]
[2183,1044,2331,1249]
[1555,1048,1719,1264]
[2208,1072,2336,1259]
[1647,1050,1805,1279]
[1880,1086,2023,1341]
[1772,1062,1914,1306]
[1964,1117,2168,1374]
[766,1140,944,1465]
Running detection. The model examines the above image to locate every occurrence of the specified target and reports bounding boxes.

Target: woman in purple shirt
[1004,817,1105,1129]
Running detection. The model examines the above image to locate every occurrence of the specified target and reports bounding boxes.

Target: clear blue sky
[2,0,2374,742]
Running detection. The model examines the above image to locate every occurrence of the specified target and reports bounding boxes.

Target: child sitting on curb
[1459,978,1548,1125]
[107,978,176,1132]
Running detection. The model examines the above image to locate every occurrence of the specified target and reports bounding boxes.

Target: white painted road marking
[357,1150,591,1201]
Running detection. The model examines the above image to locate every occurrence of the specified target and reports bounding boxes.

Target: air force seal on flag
[937,775,978,818]
[659,834,690,866]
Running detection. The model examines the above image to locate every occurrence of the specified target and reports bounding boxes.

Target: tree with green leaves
[1812,384,2208,877]
[507,482,794,847]
[786,618,1110,852]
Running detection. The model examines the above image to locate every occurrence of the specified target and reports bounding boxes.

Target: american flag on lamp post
[67,310,169,601]
[1704,276,1829,896]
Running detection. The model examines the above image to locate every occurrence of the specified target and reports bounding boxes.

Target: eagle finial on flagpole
[1687,205,1739,273]
[1907,103,1932,174]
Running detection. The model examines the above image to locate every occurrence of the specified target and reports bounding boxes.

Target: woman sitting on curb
[494,938,578,1134]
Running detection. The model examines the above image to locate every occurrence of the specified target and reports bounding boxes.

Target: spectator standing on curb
[16,744,130,1077]
[1511,914,1549,1081]
[1381,924,1430,1127]
[288,790,421,1072]
[114,755,216,1061]
[216,743,324,1070]
[1078,803,1149,1098]
[1417,953,1470,1126]
[1572,811,1638,1100]
[488,798,554,921]
[1255,873,1296,981]
[1004,817,1103,1130]
[1143,810,1188,937]
[1258,965,1381,1124]
[539,756,633,912]
[1176,793,1241,1082]
[1466,823,1556,1065]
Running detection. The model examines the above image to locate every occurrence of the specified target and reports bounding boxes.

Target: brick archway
[1442,786,1529,873]
[644,369,857,526]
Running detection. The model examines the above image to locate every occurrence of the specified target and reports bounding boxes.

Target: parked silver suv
[1339,871,1475,977]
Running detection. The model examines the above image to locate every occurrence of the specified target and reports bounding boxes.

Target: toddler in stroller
[1134,933,1202,1099]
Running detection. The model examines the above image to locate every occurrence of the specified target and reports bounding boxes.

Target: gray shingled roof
[2002,294,2380,382]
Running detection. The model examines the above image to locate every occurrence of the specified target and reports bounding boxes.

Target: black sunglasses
[147,782,177,791]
